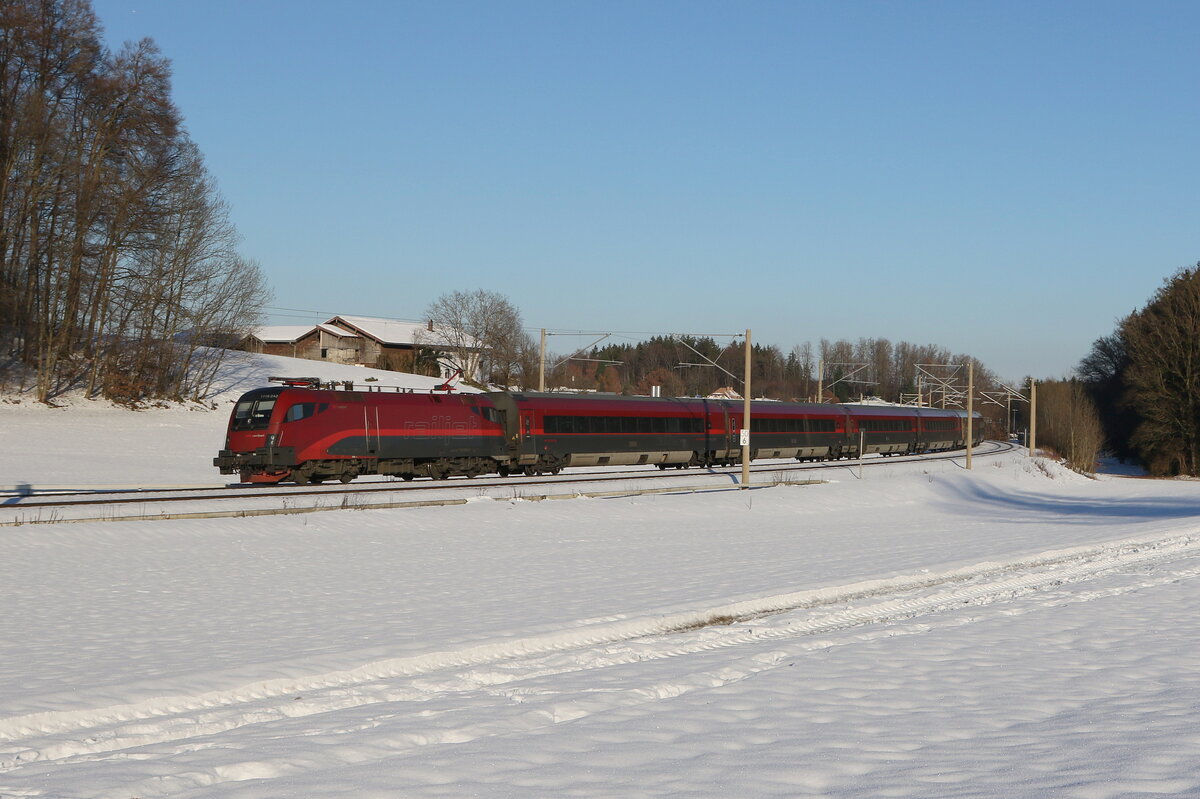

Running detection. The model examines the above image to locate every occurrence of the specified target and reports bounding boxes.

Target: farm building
[241,316,480,379]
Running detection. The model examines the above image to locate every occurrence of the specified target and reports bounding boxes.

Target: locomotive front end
[213,387,298,483]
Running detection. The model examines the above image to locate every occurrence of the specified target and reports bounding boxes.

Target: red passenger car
[487,393,714,474]
[842,404,919,456]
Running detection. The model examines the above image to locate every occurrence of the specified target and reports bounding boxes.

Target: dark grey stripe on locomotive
[327,435,507,459]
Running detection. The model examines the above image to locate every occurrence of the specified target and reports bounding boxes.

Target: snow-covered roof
[326,316,431,346]
[250,325,314,343]
[315,323,358,338]
[252,316,480,351]
[327,315,482,350]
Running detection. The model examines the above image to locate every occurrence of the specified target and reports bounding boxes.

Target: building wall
[313,329,361,364]
[259,341,297,358]
[294,335,322,361]
[356,337,382,365]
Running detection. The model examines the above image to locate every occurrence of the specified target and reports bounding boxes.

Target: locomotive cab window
[232,390,281,431]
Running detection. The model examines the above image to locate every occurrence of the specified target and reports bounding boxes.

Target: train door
[725,406,739,463]
[519,411,540,466]
[483,392,528,467]
[717,405,729,461]
[699,398,718,464]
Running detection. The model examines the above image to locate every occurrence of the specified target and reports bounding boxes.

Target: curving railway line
[1,440,1018,526]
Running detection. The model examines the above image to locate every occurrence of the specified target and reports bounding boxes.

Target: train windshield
[232,389,282,431]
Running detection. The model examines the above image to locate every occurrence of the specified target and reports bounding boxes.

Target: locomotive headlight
[265,434,278,447]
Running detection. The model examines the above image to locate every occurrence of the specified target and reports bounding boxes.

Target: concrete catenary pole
[538,328,546,392]
[965,361,974,470]
[741,329,751,489]
[1029,379,1037,457]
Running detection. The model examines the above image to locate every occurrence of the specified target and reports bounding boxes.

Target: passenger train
[214,377,985,484]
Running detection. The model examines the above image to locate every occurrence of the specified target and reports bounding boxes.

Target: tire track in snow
[2,531,1198,787]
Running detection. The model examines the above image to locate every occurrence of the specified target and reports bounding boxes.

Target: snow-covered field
[2,353,1199,798]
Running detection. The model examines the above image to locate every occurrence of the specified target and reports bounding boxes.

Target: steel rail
[0,442,1015,525]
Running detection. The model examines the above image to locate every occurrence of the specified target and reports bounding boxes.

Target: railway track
[0,440,1017,526]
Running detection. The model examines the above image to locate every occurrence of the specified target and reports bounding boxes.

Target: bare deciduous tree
[1036,379,1105,474]
[421,290,533,388]
[1,0,267,403]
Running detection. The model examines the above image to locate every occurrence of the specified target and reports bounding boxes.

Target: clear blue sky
[91,0,1197,381]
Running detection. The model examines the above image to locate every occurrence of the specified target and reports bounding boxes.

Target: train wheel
[339,473,354,483]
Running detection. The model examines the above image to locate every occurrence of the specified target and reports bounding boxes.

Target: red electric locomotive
[214,378,508,483]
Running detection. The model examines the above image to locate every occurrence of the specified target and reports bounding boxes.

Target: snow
[0,351,476,489]
[2,353,1199,797]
